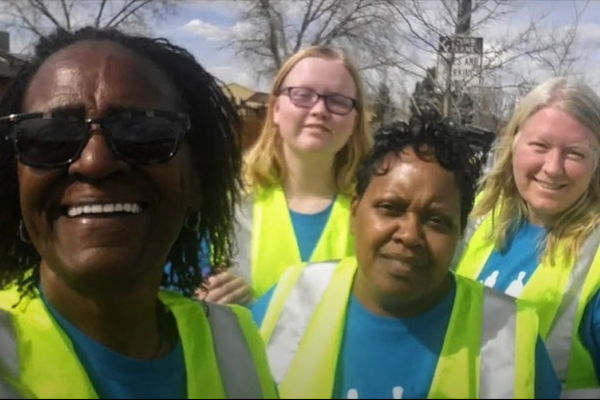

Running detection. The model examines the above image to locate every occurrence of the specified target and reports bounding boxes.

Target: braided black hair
[0,27,243,297]
[355,116,483,232]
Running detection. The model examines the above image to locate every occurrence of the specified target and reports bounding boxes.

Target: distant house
[222,83,269,151]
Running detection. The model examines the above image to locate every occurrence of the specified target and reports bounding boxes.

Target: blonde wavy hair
[474,77,600,264]
[243,45,372,196]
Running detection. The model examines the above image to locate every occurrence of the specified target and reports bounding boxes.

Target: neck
[527,208,555,228]
[352,269,452,318]
[39,264,172,359]
[282,144,337,204]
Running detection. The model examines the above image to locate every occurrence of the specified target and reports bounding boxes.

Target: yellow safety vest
[456,213,600,398]
[260,257,538,399]
[232,184,354,298]
[0,287,278,399]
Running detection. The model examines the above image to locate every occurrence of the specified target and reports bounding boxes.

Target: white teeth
[66,203,144,217]
[537,181,563,190]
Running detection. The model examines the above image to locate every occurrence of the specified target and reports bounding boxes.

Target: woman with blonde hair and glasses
[201,45,372,305]
[456,77,600,398]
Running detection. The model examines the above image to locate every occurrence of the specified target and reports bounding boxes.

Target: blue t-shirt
[163,199,333,290]
[289,199,335,262]
[40,291,187,399]
[477,221,600,382]
[253,276,560,399]
[163,238,211,292]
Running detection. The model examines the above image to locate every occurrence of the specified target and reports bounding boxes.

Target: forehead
[367,149,461,204]
[519,106,596,146]
[283,57,356,96]
[23,40,179,114]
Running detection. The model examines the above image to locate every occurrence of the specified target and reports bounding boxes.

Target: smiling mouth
[534,178,566,191]
[62,202,149,218]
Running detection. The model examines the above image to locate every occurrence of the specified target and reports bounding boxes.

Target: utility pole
[442,0,472,117]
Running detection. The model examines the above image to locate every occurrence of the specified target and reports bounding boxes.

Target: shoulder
[455,275,538,315]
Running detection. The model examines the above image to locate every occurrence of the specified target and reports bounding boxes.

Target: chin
[55,253,153,295]
[380,280,422,302]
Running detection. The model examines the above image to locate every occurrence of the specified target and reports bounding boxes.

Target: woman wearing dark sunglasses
[0,27,277,399]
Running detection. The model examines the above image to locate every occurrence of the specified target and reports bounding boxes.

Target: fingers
[202,272,253,305]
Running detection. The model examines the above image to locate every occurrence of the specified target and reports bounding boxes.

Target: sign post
[437,36,483,117]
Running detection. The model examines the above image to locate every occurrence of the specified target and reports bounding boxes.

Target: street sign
[436,36,483,90]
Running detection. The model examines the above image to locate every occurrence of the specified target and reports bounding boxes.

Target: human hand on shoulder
[197,271,254,306]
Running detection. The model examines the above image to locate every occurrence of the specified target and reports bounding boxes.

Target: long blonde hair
[243,45,372,196]
[474,77,600,264]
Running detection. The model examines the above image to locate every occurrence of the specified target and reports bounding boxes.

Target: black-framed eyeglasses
[279,86,357,116]
[0,109,191,169]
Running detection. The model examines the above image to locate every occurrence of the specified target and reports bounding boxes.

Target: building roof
[223,82,268,111]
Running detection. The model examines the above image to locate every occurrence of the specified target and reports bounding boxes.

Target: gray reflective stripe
[546,226,600,382]
[479,288,517,398]
[0,309,22,399]
[206,302,264,399]
[266,261,339,385]
[561,387,600,398]
[450,215,484,272]
[230,197,253,286]
[0,378,21,399]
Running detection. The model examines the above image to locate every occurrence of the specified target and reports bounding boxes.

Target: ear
[272,97,281,127]
[350,194,360,236]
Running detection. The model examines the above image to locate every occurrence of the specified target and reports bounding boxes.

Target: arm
[196,236,255,306]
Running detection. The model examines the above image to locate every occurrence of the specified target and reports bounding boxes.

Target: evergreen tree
[372,80,396,129]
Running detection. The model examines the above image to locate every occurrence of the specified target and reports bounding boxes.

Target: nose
[68,128,130,180]
[541,149,565,178]
[310,96,330,118]
[391,213,424,248]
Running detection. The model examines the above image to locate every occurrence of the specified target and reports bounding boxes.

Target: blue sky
[150,0,600,95]
[5,0,600,96]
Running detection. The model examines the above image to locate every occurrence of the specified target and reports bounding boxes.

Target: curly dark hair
[0,27,242,297]
[355,116,484,233]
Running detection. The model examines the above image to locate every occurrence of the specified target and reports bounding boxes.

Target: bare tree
[527,0,591,79]
[225,0,408,82]
[0,0,180,39]
[398,0,589,126]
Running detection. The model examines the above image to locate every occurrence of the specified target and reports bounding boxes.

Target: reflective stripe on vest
[0,310,23,399]
[230,185,354,298]
[457,214,600,392]
[0,296,267,399]
[206,302,264,399]
[261,258,537,398]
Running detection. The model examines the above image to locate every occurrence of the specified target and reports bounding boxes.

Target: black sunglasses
[0,110,191,169]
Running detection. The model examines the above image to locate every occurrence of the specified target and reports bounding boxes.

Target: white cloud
[182,19,226,41]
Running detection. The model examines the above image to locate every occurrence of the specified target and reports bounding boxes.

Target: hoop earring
[184,211,201,232]
[19,220,31,243]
